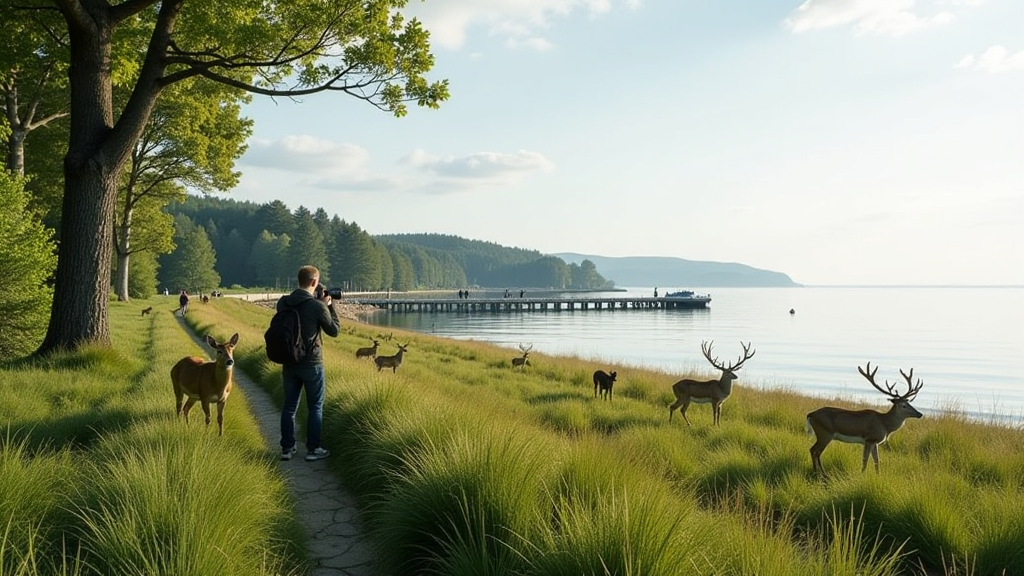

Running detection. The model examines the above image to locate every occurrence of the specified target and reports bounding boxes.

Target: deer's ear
[205,335,217,347]
[229,333,239,345]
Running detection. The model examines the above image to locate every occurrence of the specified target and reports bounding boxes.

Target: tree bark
[38,2,121,353]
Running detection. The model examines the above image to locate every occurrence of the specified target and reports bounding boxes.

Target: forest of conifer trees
[158,195,612,295]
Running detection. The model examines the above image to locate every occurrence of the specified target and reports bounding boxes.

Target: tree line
[153,195,612,297]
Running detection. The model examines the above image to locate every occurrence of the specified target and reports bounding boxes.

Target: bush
[0,171,57,359]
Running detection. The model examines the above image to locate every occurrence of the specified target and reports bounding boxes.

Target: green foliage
[160,222,220,293]
[288,208,329,278]
[0,172,56,359]
[128,250,159,299]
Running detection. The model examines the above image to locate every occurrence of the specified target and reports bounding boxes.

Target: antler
[519,343,533,353]
[700,341,755,372]
[899,367,924,401]
[858,362,923,401]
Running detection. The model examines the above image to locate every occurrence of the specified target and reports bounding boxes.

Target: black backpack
[264,303,305,365]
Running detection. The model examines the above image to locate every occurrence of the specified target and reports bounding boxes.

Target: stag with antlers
[669,340,755,426]
[806,362,924,475]
[512,343,532,370]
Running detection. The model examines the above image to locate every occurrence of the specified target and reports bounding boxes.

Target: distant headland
[555,253,800,288]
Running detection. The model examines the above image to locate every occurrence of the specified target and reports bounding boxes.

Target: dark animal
[141,306,153,316]
[374,343,408,373]
[593,370,617,401]
[807,363,924,475]
[669,341,755,426]
[512,343,532,370]
[355,339,380,359]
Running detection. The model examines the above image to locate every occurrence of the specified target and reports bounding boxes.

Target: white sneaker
[305,447,330,461]
[281,447,297,461]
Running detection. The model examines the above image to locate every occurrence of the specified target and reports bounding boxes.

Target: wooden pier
[346,294,711,314]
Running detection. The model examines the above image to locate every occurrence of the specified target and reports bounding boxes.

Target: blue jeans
[280,363,325,452]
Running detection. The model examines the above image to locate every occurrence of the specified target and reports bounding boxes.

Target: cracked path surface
[182,322,376,576]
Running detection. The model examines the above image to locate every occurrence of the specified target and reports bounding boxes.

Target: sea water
[363,286,1024,426]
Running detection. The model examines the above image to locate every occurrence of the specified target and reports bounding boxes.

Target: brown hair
[298,265,320,288]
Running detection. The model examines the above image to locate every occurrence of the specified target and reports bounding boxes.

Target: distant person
[654,287,659,298]
[520,289,525,298]
[276,265,341,462]
[178,290,190,316]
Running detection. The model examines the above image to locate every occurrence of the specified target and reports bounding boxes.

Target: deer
[806,362,924,475]
[170,333,239,436]
[374,343,408,373]
[593,370,617,401]
[669,340,755,426]
[511,343,532,370]
[355,339,380,359]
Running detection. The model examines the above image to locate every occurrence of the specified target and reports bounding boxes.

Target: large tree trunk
[40,167,118,350]
[37,3,120,353]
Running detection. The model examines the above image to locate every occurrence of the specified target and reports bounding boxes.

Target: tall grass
[8,295,1023,575]
[193,297,1021,576]
[0,299,303,576]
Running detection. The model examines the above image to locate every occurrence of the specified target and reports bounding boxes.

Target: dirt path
[180,319,377,576]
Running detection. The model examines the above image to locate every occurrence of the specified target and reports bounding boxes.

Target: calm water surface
[364,287,1024,425]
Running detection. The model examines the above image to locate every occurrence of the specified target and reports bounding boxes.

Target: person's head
[298,265,320,290]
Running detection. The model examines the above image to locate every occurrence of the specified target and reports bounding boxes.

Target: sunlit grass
[6,295,1024,575]
[0,299,304,576]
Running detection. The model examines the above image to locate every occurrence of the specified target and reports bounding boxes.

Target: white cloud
[403,0,626,50]
[956,45,1024,73]
[402,149,555,192]
[241,136,370,175]
[784,0,954,37]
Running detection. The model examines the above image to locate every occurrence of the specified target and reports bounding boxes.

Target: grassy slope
[189,298,1023,576]
[0,299,305,576]
[3,297,1022,576]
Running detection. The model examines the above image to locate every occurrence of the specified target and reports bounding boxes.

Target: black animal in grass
[593,370,617,401]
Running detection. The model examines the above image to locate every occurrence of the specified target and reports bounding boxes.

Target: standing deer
[593,370,617,401]
[170,333,239,436]
[806,363,924,475]
[511,343,532,370]
[355,339,380,359]
[669,340,755,426]
[374,343,408,373]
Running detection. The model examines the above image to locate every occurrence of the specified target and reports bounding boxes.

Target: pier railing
[344,294,711,313]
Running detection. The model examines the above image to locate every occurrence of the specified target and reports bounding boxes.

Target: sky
[232,0,1024,286]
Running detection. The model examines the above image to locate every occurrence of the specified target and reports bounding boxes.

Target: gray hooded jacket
[276,289,341,365]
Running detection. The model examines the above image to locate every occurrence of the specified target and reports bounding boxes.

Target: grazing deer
[511,343,532,370]
[170,333,239,436]
[593,370,617,401]
[141,306,153,316]
[355,339,380,359]
[201,294,210,304]
[806,363,924,475]
[374,343,408,373]
[376,332,393,342]
[669,340,755,426]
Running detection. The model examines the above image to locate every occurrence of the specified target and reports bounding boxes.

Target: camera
[316,286,343,299]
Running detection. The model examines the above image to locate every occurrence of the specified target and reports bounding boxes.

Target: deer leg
[712,402,721,426]
[181,398,197,423]
[216,401,226,436]
[869,444,880,473]
[668,396,684,422]
[810,437,831,475]
[200,401,212,428]
[860,443,874,472]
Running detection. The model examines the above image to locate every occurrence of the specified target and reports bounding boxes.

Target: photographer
[276,266,340,462]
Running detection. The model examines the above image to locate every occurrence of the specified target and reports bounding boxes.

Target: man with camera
[277,265,341,462]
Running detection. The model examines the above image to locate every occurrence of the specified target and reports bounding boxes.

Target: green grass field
[3,296,1022,575]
